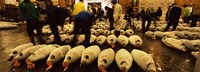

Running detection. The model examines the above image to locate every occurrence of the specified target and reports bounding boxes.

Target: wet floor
[0,23,196,72]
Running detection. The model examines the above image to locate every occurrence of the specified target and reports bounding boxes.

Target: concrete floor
[0,24,196,72]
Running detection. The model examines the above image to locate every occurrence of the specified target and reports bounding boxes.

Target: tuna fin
[13,60,21,68]
[46,62,53,71]
[63,62,69,72]
[98,65,107,72]
[120,67,127,72]
[27,63,35,69]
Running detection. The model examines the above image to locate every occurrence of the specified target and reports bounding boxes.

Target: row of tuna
[132,19,200,32]
[145,31,200,40]
[0,21,19,29]
[162,38,200,59]
[92,20,128,30]
[46,34,143,48]
[41,19,129,36]
[8,43,157,72]
[144,31,200,59]
[41,23,74,35]
[91,28,134,37]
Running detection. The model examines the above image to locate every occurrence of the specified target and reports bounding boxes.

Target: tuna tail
[27,63,35,69]
[191,51,199,58]
[63,62,69,72]
[105,34,109,37]
[121,40,127,47]
[65,39,70,43]
[46,61,53,71]
[120,61,127,72]
[13,59,20,68]
[152,35,156,40]
[146,63,157,72]
[97,40,102,45]
[111,43,115,48]
[26,59,35,69]
[120,67,127,72]
[148,70,156,72]
[66,33,70,36]
[98,65,107,72]
[80,61,87,69]
[96,34,99,37]
[80,61,87,72]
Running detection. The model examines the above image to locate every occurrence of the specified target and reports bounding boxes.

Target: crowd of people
[18,0,200,46]
[18,0,122,47]
[136,4,200,32]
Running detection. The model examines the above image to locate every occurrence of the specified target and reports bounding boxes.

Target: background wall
[58,0,65,7]
[0,0,5,10]
[118,0,133,14]
[51,0,59,6]
[118,0,175,20]
[176,0,200,15]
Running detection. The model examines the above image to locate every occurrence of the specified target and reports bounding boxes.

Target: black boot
[37,35,45,44]
[29,36,35,45]
[54,35,62,45]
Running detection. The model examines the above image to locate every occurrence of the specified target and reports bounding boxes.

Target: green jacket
[18,2,39,19]
[184,7,191,18]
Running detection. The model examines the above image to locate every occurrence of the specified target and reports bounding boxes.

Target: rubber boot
[54,35,62,45]
[37,35,45,44]
[29,36,35,45]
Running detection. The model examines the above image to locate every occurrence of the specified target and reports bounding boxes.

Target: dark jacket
[18,1,39,19]
[74,11,95,25]
[96,9,104,20]
[106,8,114,20]
[141,12,152,20]
[46,7,70,27]
[188,14,200,22]
[165,9,170,21]
[167,6,182,21]
[156,8,162,17]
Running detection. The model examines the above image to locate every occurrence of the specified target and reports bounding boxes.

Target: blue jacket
[74,11,94,25]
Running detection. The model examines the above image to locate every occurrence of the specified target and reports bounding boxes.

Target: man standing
[71,10,95,47]
[125,6,132,26]
[164,4,182,31]
[165,5,172,21]
[112,0,123,37]
[46,7,71,44]
[69,0,85,24]
[156,7,162,21]
[18,0,42,45]
[105,6,114,30]
[187,13,200,27]
[183,4,191,23]
[142,10,152,32]
[71,0,85,16]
